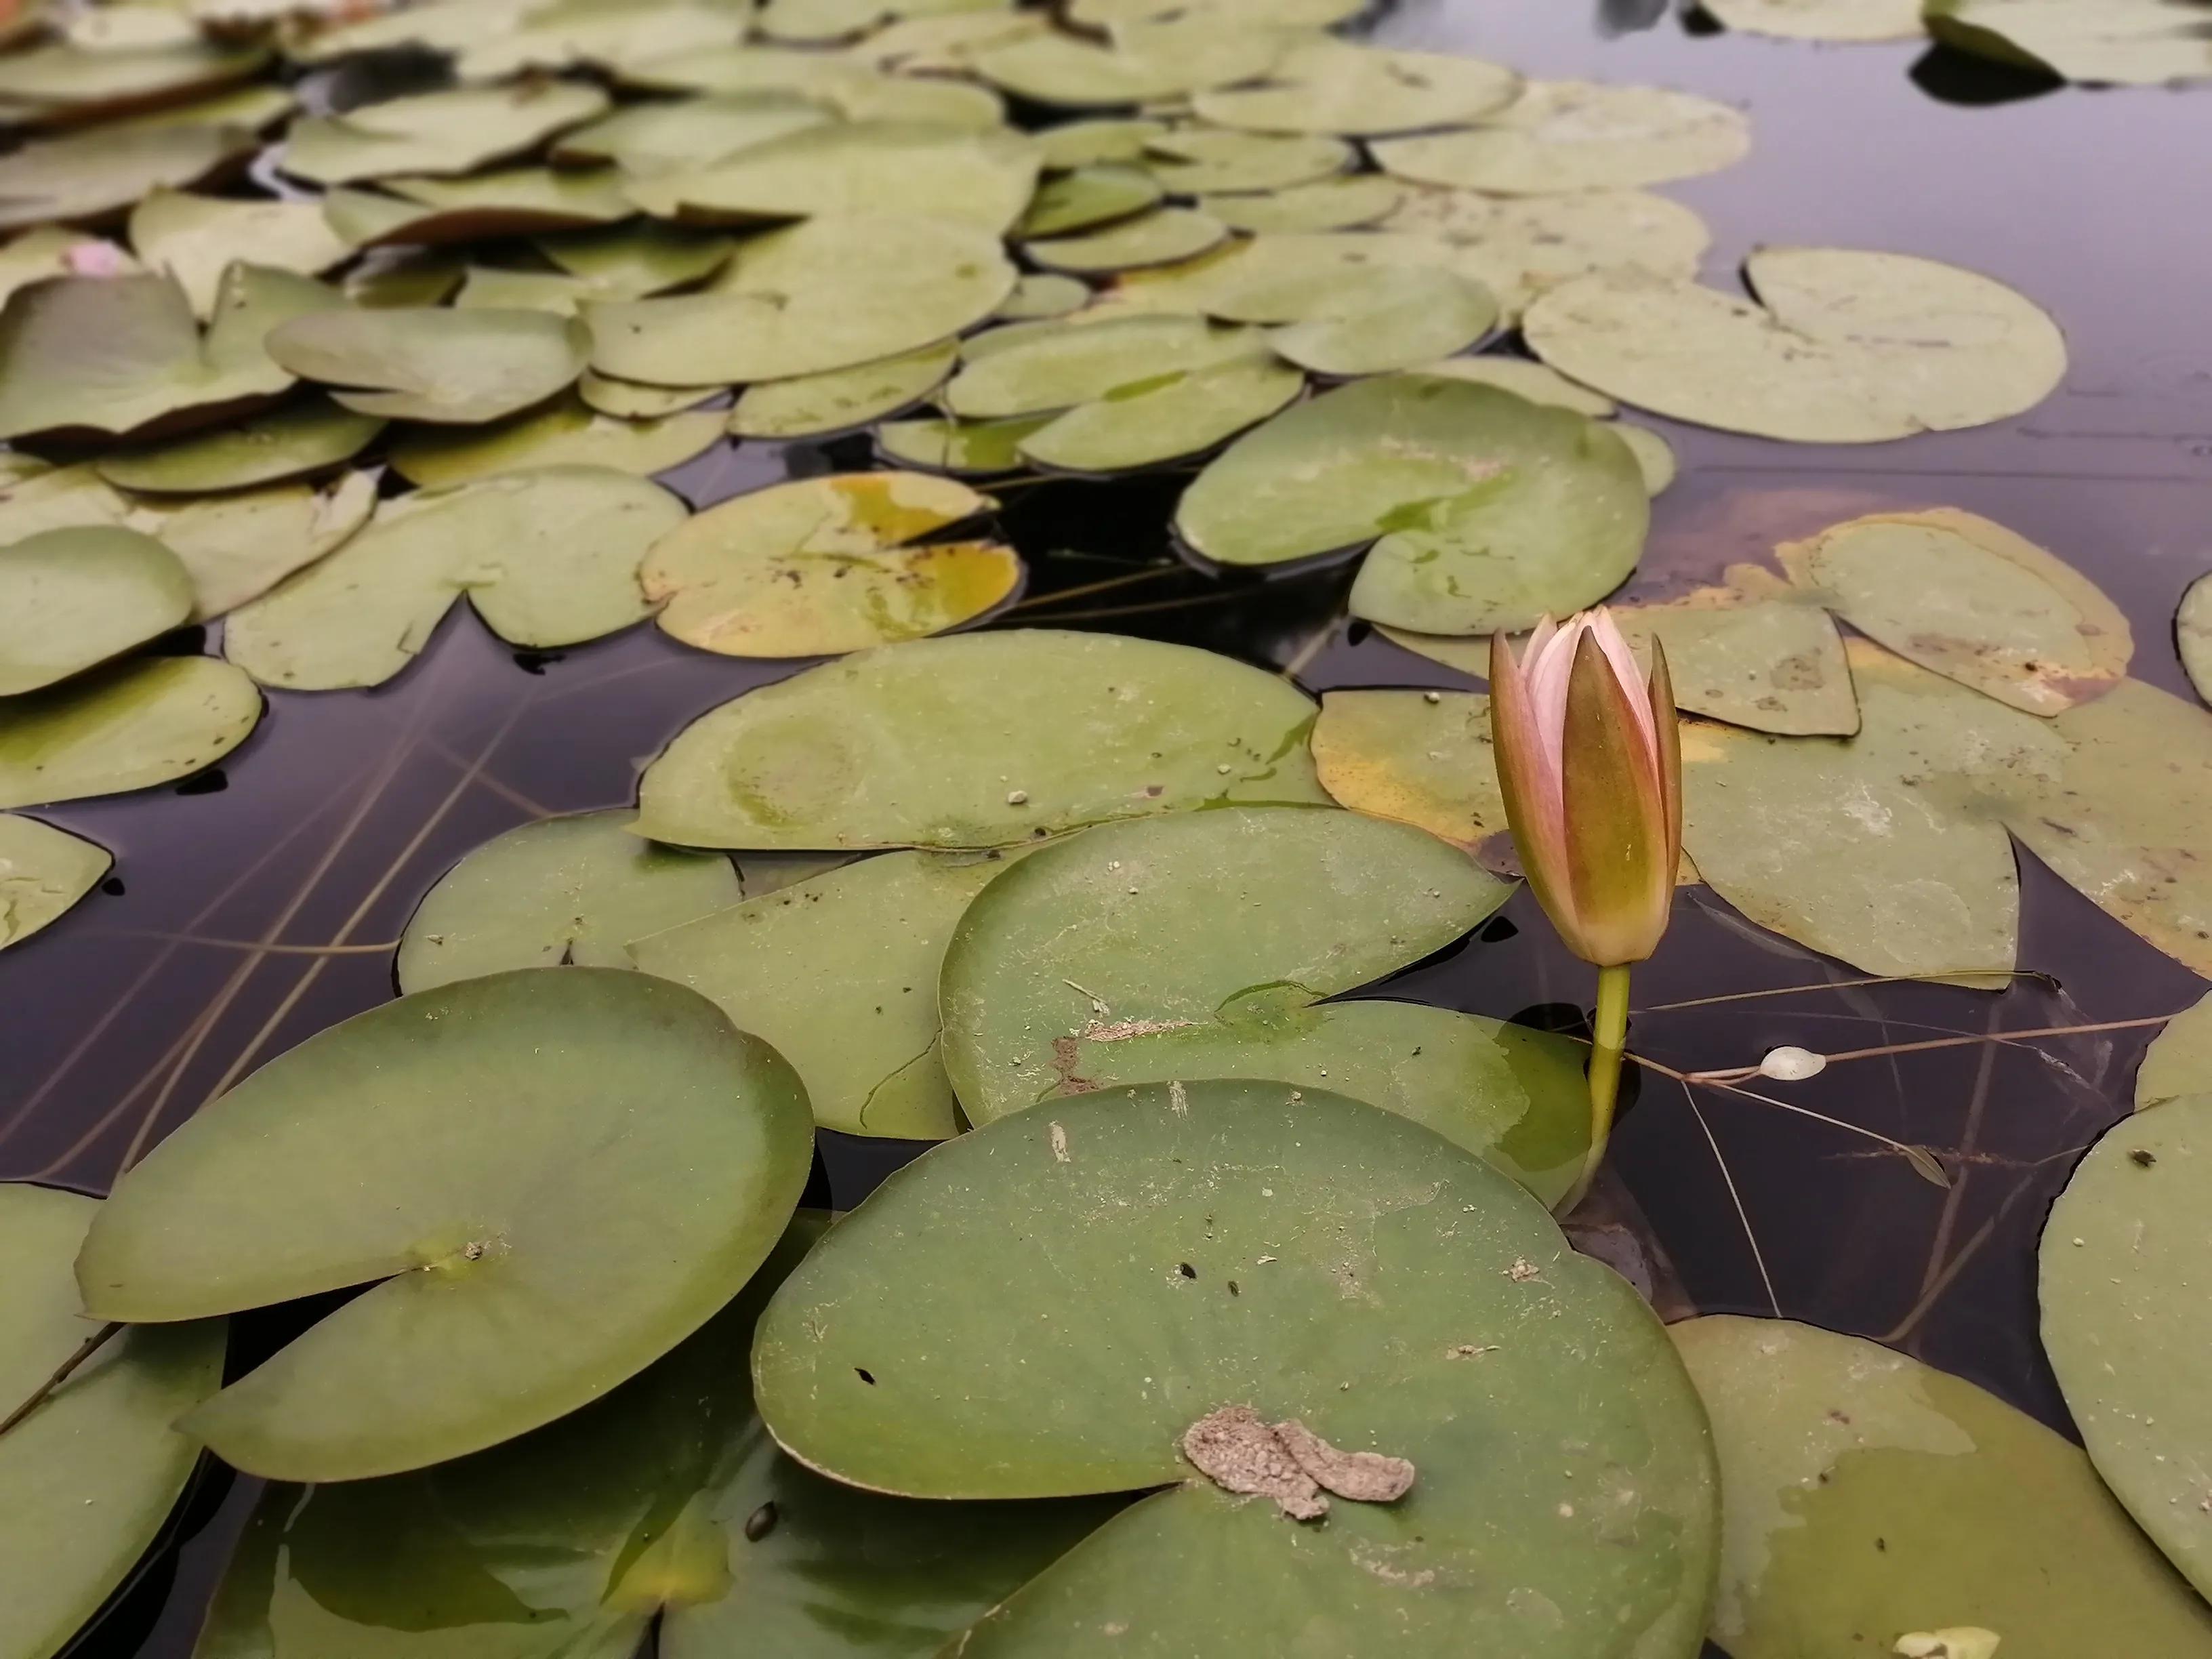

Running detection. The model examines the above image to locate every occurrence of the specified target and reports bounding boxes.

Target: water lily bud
[1489,607,1682,968]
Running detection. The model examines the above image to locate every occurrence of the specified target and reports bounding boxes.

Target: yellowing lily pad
[1925,0,2212,85]
[0,814,110,951]
[280,81,613,186]
[0,527,192,695]
[396,808,740,993]
[1192,38,1521,136]
[728,341,956,438]
[1672,1315,2212,1659]
[1026,206,1229,273]
[226,467,683,690]
[1202,174,1405,234]
[1704,0,1927,40]
[1308,688,1511,862]
[0,1187,224,1659]
[632,848,1021,1139]
[266,304,590,426]
[633,628,1328,849]
[1377,185,1711,317]
[2041,1099,2212,1601]
[1373,81,1751,195]
[642,472,1019,658]
[127,189,349,317]
[0,121,255,235]
[389,392,723,489]
[79,969,813,1483]
[1523,248,2067,443]
[939,803,1511,1124]
[588,214,1014,385]
[2136,989,2212,1111]
[752,1080,1719,1656]
[0,655,262,809]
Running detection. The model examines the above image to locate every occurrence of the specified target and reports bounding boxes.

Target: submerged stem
[1563,964,1633,1212]
[0,1322,123,1440]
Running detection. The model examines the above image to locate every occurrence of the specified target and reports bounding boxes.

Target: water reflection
[1598,0,1672,36]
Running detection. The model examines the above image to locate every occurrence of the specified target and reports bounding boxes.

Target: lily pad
[95,396,383,492]
[0,655,262,809]
[457,0,748,79]
[550,91,832,175]
[281,81,613,186]
[1703,0,1927,40]
[1202,174,1406,234]
[1373,81,1751,195]
[588,214,1015,385]
[1017,349,1303,474]
[728,341,956,438]
[1308,689,1512,862]
[225,467,683,690]
[266,305,590,426]
[2179,573,2212,706]
[1191,38,1522,136]
[634,628,1328,848]
[632,848,1021,1139]
[994,273,1090,321]
[193,1214,1122,1659]
[1067,0,1357,23]
[1265,265,1498,376]
[0,1186,225,1659]
[752,1079,1719,1657]
[946,314,1259,418]
[389,392,723,489]
[628,121,1038,234]
[0,527,193,696]
[0,265,333,443]
[1406,354,1618,414]
[1607,571,1859,736]
[1179,375,1647,636]
[1,228,136,306]
[344,248,468,309]
[1523,248,2068,443]
[396,809,739,993]
[1778,508,2129,716]
[80,969,812,1483]
[541,222,737,298]
[1014,164,1164,240]
[940,803,1511,1124]
[579,369,725,419]
[970,19,1293,106]
[0,119,254,235]
[1925,0,2212,85]
[2041,1098,2212,1601]
[876,413,1053,474]
[127,190,350,318]
[325,169,634,247]
[2137,989,2212,1111]
[0,38,266,124]
[1141,128,1352,195]
[1614,422,1677,495]
[0,814,110,951]
[1377,185,1711,318]
[1034,117,1168,169]
[1025,206,1229,273]
[1672,1315,2212,1658]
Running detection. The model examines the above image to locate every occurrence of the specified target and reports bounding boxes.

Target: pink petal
[1588,607,1656,759]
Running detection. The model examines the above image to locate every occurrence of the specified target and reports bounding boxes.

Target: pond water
[5,1,2211,1654]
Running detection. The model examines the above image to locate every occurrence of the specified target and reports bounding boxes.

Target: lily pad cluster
[1697,0,2212,87]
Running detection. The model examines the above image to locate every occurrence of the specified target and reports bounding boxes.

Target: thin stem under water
[1564,964,1633,1212]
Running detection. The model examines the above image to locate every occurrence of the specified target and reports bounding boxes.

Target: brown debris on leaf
[1180,1404,1416,1521]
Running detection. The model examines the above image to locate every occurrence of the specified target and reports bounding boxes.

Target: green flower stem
[1564,963,1633,1212]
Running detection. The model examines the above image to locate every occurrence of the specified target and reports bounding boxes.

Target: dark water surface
[9,2,2211,1654]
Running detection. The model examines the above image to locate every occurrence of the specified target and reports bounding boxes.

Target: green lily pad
[0,1186,225,1659]
[0,119,254,235]
[1015,164,1164,240]
[0,814,110,951]
[813,66,1008,129]
[344,247,468,309]
[0,527,193,696]
[281,0,530,60]
[588,214,1015,385]
[268,305,590,426]
[0,37,266,123]
[628,121,1039,233]
[1069,0,1358,24]
[579,369,725,418]
[1017,349,1303,474]
[876,413,1053,474]
[995,273,1091,320]
[945,313,1259,418]
[1523,248,2067,443]
[1191,38,1521,136]
[79,968,813,1483]
[1266,265,1498,376]
[2041,1098,2212,1601]
[1672,1315,2212,1659]
[632,848,1020,1138]
[390,392,723,489]
[1202,174,1406,234]
[127,189,350,318]
[1614,422,1677,495]
[0,655,262,809]
[643,472,1019,658]
[970,19,1294,106]
[634,628,1328,849]
[1099,229,1473,323]
[225,467,682,690]
[1025,207,1231,275]
[1925,0,2212,85]
[1,228,136,307]
[1141,128,1352,194]
[396,809,739,994]
[457,0,748,79]
[1378,185,1711,318]
[758,0,1009,45]
[0,464,376,622]
[1373,81,1752,195]
[550,91,832,174]
[1034,116,1168,169]
[939,804,1509,1123]
[538,222,737,297]
[1407,353,1618,415]
[1182,375,1648,635]
[94,398,384,495]
[281,81,613,186]
[1704,0,1926,40]
[616,41,870,95]
[0,265,333,443]
[2179,573,2212,706]
[193,1214,1122,1659]
[728,341,956,438]
[753,1080,1719,1656]
[451,266,603,316]
[1778,508,2130,715]
[327,168,634,248]
[2137,988,2212,1111]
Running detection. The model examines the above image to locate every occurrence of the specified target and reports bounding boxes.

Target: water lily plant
[1490,609,1682,1206]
